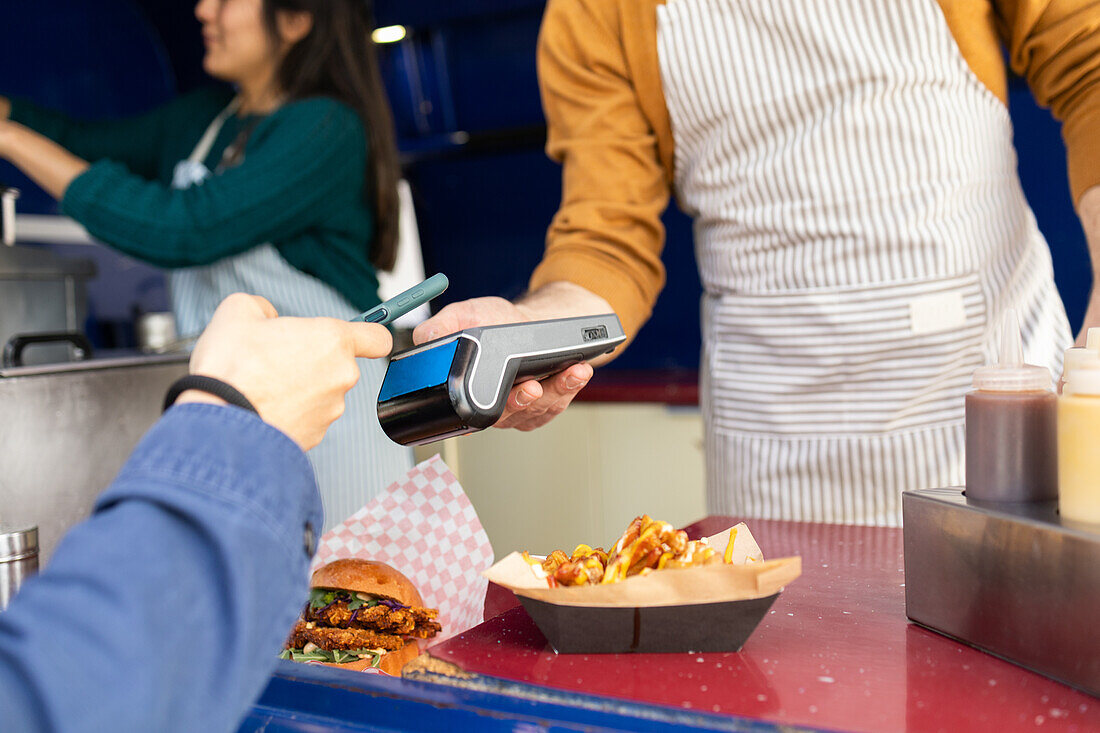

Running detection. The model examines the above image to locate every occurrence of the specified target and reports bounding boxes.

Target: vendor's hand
[412,283,612,431]
[180,293,393,451]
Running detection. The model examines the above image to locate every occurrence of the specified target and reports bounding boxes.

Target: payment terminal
[376,314,626,446]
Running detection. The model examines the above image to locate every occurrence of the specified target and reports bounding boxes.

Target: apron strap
[187,97,241,165]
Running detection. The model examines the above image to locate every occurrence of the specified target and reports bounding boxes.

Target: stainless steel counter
[903,487,1100,696]
[0,353,189,561]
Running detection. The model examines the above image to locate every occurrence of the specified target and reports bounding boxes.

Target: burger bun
[316,640,419,676]
[310,559,423,608]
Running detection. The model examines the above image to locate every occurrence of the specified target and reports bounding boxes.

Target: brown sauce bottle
[964,310,1057,503]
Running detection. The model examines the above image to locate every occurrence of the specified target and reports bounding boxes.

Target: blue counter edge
[239,659,816,733]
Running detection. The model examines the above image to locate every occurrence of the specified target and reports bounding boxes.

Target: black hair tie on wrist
[163,375,259,415]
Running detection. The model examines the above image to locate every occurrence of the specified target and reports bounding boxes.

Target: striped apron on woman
[656,0,1071,525]
[169,102,413,531]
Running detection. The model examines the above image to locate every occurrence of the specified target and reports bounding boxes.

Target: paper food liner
[311,455,495,641]
[483,523,801,608]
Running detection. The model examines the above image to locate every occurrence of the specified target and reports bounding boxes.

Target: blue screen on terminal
[377,339,460,402]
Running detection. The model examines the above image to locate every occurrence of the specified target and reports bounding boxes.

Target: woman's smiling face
[195,0,276,85]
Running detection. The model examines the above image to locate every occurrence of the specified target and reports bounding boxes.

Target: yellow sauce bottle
[1058,353,1100,524]
[1060,347,1092,394]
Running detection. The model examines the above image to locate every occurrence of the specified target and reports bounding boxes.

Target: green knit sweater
[10,87,381,312]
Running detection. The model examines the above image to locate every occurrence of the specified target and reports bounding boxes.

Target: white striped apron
[168,102,413,530]
[656,0,1071,525]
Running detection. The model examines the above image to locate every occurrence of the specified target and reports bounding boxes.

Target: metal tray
[903,488,1100,696]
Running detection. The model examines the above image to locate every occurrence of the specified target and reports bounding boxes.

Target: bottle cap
[972,309,1051,392]
[1063,346,1095,377]
[1086,328,1100,352]
[1064,351,1100,395]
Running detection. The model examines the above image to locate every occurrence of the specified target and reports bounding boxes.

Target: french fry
[723,527,738,564]
[531,516,746,588]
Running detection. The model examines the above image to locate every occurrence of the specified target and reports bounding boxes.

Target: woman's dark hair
[262,0,400,271]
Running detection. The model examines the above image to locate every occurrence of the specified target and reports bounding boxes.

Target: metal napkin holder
[903,488,1100,696]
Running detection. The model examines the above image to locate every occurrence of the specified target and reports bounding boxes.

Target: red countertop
[574,368,699,405]
[430,517,1098,732]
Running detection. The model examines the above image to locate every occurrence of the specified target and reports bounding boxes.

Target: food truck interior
[1,0,1092,555]
[1,1,1097,731]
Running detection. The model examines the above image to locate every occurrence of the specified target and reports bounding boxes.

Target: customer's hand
[412,282,612,431]
[180,293,393,450]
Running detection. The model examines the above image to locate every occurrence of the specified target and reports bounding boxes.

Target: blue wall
[373,0,703,370]
[1008,78,1092,332]
[0,0,177,213]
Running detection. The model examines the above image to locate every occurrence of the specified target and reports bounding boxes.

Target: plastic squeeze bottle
[1059,328,1100,392]
[1061,347,1091,393]
[1058,351,1100,524]
[965,310,1057,502]
[1087,328,1100,352]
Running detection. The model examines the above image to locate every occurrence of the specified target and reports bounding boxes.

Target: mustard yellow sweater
[529,0,1100,342]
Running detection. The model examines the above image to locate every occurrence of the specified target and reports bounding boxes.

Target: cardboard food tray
[484,523,801,654]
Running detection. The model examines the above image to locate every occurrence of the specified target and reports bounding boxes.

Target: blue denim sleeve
[0,404,323,733]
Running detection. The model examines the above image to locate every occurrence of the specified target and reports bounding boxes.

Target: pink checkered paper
[310,454,494,640]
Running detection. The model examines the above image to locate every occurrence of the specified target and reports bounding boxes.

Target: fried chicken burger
[281,559,442,675]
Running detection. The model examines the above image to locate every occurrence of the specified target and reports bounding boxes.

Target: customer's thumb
[344,322,393,359]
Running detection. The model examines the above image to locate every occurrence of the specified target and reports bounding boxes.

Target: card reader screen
[377,339,459,402]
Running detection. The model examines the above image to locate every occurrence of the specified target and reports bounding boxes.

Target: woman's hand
[181,293,393,451]
[0,118,16,157]
[0,120,88,197]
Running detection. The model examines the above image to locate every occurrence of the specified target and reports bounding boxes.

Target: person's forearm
[1081,186,1100,277]
[0,405,321,733]
[0,121,88,199]
[516,281,618,365]
[516,281,614,320]
[1074,186,1100,343]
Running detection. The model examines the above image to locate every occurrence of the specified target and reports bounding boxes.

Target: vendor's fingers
[518,364,591,426]
[497,390,571,430]
[503,362,591,413]
[413,302,477,344]
[556,362,594,390]
[499,380,544,421]
[496,364,591,430]
[413,296,524,344]
[530,362,592,405]
[497,392,578,431]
